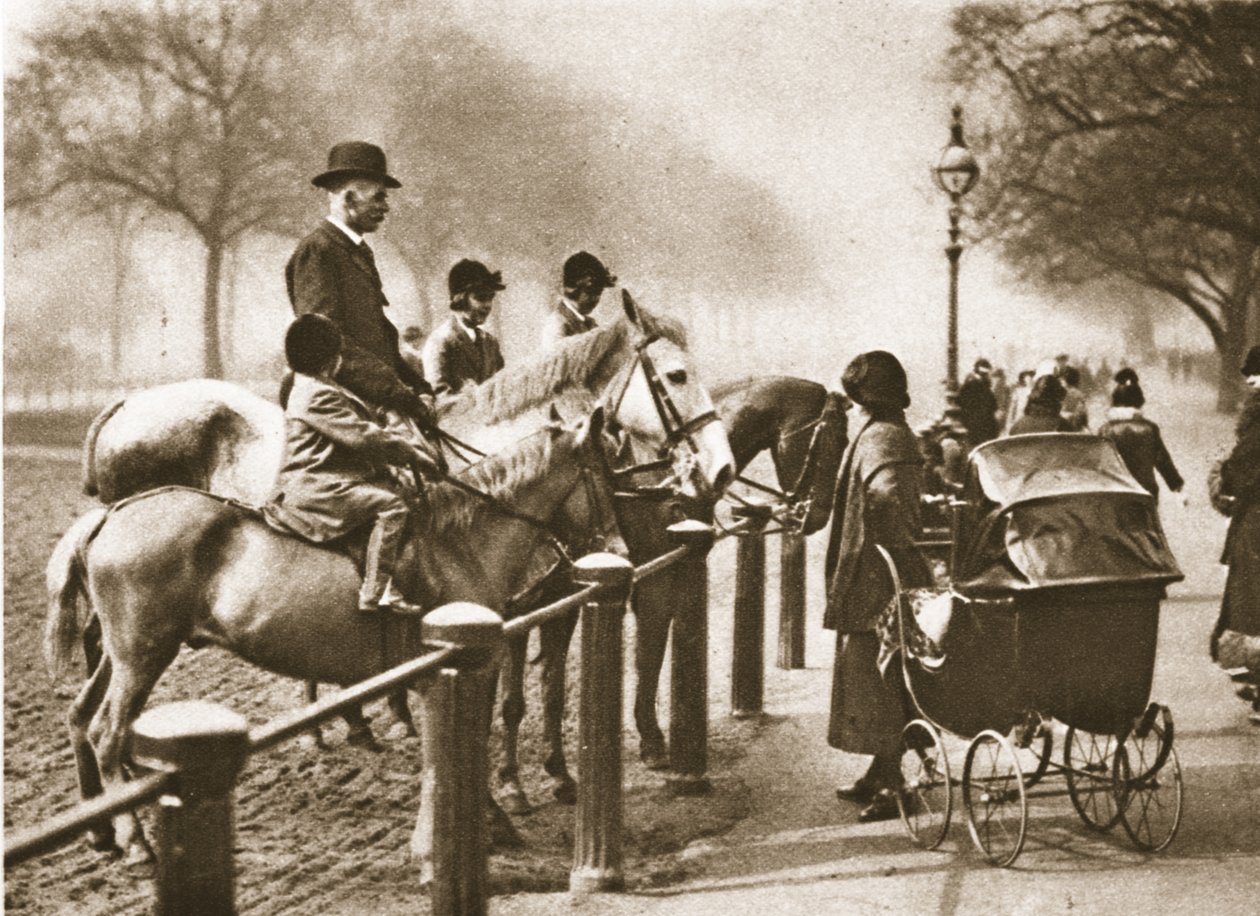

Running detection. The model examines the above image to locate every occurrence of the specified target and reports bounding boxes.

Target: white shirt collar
[457,316,479,341]
[325,215,364,247]
[560,296,589,323]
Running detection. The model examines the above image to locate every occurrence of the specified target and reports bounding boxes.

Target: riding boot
[359,507,423,614]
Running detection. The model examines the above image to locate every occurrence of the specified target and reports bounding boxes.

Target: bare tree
[5,0,332,378]
[948,0,1260,409]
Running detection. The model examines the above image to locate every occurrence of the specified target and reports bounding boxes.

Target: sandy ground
[5,368,1259,914]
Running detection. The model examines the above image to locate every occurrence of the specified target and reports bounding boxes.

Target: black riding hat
[311,141,401,190]
[285,313,343,374]
[448,259,506,301]
[563,251,616,289]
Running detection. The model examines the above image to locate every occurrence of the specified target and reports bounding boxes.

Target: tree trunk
[202,240,225,379]
[1217,301,1248,413]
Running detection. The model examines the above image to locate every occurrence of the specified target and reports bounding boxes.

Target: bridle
[600,333,722,493]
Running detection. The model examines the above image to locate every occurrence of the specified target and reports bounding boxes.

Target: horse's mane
[439,309,688,427]
[421,426,561,537]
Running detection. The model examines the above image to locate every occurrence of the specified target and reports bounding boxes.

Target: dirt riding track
[3,448,752,914]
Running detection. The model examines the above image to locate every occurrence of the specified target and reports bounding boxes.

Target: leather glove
[391,390,435,430]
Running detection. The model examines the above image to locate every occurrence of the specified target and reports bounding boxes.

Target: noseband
[603,335,721,488]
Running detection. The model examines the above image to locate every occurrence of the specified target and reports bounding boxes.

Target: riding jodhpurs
[359,505,411,611]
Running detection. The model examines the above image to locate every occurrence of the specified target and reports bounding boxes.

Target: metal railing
[6,516,771,915]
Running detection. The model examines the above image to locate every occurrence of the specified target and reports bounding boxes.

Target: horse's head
[601,292,735,501]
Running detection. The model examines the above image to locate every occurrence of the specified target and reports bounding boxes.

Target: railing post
[666,519,715,796]
[777,530,807,670]
[414,603,504,916]
[731,503,772,719]
[130,701,249,916]
[570,552,634,894]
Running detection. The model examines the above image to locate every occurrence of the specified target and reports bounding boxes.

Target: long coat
[823,414,931,756]
[1096,407,1183,499]
[1214,390,1260,667]
[824,416,931,633]
[286,221,432,410]
[957,373,999,444]
[539,299,596,347]
[263,374,409,543]
[421,316,505,396]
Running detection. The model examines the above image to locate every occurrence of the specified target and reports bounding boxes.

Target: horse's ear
[621,289,641,326]
[548,403,563,424]
[588,404,605,441]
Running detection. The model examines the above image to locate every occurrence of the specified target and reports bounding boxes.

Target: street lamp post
[934,104,980,397]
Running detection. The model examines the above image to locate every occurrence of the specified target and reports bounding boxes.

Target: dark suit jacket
[421,316,505,396]
[285,221,432,410]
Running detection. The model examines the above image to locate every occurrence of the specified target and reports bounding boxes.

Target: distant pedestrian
[1211,345,1260,723]
[1096,371,1183,501]
[1009,374,1073,435]
[1003,369,1035,435]
[400,325,426,379]
[1059,365,1089,431]
[956,358,999,445]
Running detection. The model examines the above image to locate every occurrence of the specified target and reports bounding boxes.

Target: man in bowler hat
[421,259,507,396]
[285,141,437,430]
[539,250,617,347]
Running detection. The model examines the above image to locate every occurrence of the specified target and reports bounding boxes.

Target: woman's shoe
[835,777,877,805]
[857,788,903,823]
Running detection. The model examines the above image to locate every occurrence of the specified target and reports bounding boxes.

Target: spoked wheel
[1011,716,1053,790]
[898,719,952,850]
[1064,727,1123,831]
[1116,706,1183,852]
[1125,703,1175,783]
[962,729,1028,867]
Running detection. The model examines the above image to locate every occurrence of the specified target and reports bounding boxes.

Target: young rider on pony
[263,314,443,614]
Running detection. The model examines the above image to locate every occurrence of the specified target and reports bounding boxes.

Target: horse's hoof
[345,726,382,752]
[497,785,531,816]
[87,828,116,853]
[641,740,670,771]
[488,814,525,849]
[122,842,154,867]
[548,776,577,805]
[383,720,418,742]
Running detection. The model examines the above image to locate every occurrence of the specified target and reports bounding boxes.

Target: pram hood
[954,434,1184,594]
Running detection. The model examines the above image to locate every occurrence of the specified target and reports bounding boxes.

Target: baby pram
[878,433,1185,866]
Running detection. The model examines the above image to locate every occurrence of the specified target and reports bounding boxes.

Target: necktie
[358,241,382,287]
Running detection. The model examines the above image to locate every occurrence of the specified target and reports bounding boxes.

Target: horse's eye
[666,368,688,385]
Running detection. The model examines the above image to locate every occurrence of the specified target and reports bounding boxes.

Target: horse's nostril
[712,464,734,495]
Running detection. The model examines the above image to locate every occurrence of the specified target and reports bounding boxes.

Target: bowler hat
[448,259,506,301]
[1114,367,1140,386]
[974,358,992,373]
[285,313,342,374]
[311,141,401,190]
[840,350,910,411]
[1241,345,1260,376]
[563,251,616,289]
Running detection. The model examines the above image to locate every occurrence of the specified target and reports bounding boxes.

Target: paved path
[497,591,1259,916]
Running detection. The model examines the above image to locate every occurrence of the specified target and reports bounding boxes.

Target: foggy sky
[5,0,1194,415]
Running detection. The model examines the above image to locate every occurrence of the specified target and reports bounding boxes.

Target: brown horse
[581,375,847,772]
[45,410,615,863]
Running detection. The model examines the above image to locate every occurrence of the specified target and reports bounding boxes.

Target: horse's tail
[82,396,127,499]
[45,508,108,680]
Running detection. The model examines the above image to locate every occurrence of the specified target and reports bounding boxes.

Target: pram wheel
[1064,728,1123,831]
[962,729,1028,867]
[1117,704,1183,851]
[898,719,952,849]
